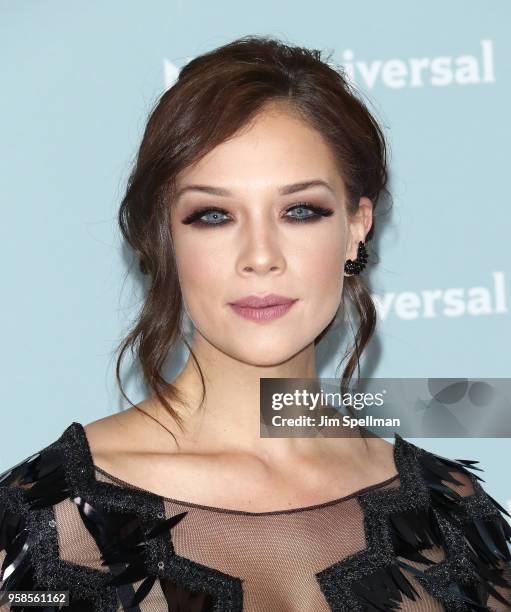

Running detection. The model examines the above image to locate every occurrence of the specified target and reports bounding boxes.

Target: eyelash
[181,203,334,227]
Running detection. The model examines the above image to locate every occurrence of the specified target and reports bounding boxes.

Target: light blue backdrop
[1,2,509,513]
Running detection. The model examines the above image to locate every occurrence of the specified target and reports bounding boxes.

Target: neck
[150,330,364,463]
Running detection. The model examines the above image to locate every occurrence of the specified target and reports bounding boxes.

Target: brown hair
[115,35,390,444]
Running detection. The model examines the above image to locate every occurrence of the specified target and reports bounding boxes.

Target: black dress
[0,421,510,611]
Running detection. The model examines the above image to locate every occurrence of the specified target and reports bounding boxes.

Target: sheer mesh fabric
[92,468,443,611]
[1,423,510,612]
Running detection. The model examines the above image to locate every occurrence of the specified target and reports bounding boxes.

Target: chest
[53,475,439,611]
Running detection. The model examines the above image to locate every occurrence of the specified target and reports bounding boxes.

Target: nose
[236,215,286,277]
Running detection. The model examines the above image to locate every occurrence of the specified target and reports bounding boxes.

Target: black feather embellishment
[73,494,145,566]
[389,505,444,565]
[0,493,24,556]
[0,520,36,596]
[462,516,511,607]
[351,563,421,611]
[0,448,71,509]
[399,556,493,610]
[160,578,216,612]
[444,580,489,610]
[464,514,511,565]
[74,493,189,608]
[0,447,73,611]
[418,450,485,510]
[107,511,189,607]
[416,446,511,609]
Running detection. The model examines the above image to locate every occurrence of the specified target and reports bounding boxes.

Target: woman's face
[170,105,364,366]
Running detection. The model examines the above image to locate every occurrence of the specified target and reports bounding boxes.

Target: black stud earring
[344,241,368,275]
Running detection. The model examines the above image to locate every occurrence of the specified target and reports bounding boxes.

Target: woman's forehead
[175,115,343,196]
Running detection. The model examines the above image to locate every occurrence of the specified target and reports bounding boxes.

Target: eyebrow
[175,179,335,200]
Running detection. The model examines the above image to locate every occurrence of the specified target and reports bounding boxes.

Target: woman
[1,35,510,612]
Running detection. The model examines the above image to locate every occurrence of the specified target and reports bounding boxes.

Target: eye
[181,206,230,226]
[284,203,334,223]
[181,202,334,227]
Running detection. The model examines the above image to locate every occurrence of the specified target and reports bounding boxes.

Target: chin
[227,339,313,367]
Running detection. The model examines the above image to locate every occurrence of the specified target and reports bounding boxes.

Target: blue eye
[182,207,230,226]
[198,210,228,224]
[285,204,332,222]
[181,203,334,227]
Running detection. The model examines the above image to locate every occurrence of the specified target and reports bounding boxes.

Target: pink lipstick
[228,294,298,322]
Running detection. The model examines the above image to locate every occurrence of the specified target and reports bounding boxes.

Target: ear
[345,196,373,262]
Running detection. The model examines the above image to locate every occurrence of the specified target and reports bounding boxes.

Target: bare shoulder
[363,434,399,479]
[82,402,218,502]
[83,408,141,458]
[313,434,399,490]
[82,400,181,471]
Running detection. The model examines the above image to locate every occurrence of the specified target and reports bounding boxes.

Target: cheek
[305,245,343,287]
[172,233,229,307]
[296,233,345,301]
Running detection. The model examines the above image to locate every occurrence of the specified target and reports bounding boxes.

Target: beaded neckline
[67,421,406,516]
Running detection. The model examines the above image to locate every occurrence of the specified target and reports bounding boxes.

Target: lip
[229,294,296,308]
[228,294,299,323]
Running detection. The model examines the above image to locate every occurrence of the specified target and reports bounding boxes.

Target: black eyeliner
[285,203,334,223]
[181,202,334,227]
[182,206,228,225]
